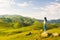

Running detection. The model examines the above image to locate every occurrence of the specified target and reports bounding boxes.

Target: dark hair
[44,17,47,21]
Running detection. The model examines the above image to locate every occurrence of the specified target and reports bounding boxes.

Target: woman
[44,17,47,31]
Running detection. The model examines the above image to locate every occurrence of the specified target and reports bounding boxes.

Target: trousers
[44,24,46,31]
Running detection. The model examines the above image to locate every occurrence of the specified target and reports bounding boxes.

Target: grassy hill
[0,15,60,40]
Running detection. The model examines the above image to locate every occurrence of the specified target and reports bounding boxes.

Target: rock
[52,32,59,37]
[26,32,32,36]
[41,32,48,38]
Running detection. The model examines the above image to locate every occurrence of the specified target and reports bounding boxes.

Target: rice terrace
[0,15,60,40]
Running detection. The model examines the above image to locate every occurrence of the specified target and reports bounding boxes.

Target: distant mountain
[48,19,60,23]
[37,19,60,23]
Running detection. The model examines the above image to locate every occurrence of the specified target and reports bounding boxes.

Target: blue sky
[0,0,60,20]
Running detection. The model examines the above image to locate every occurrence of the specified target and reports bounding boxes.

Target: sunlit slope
[0,28,60,40]
[0,30,40,40]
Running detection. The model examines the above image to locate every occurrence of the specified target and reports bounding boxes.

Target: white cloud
[17,1,33,8]
[0,0,18,15]
[0,0,10,15]
[17,2,29,7]
[32,2,60,20]
[0,0,10,8]
[0,0,60,20]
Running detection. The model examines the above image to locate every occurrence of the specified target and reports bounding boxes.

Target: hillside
[0,15,60,40]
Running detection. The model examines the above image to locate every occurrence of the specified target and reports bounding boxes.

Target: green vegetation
[0,15,60,40]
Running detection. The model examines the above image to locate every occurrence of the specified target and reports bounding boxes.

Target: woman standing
[44,17,47,31]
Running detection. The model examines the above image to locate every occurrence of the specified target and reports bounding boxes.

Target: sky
[0,0,60,20]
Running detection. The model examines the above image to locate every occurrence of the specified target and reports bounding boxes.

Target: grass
[0,30,40,40]
[0,27,60,40]
[0,22,60,40]
[0,15,60,40]
[47,27,60,33]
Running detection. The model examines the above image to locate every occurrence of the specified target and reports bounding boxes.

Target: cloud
[0,0,60,20]
[17,2,29,7]
[0,0,18,15]
[0,0,10,8]
[56,0,59,1]
[17,1,33,8]
[32,2,60,20]
[0,0,10,14]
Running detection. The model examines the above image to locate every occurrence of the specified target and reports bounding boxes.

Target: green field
[0,15,60,40]
[0,27,60,40]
